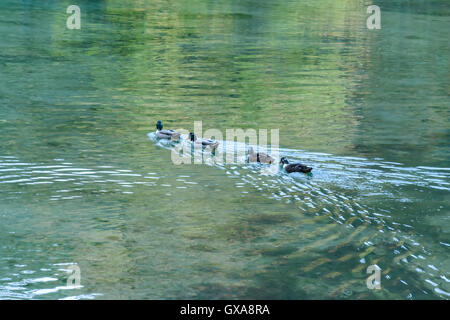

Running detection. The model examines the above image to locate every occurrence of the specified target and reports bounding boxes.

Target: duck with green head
[155,120,181,141]
[188,132,219,151]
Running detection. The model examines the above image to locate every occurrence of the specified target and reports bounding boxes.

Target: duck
[188,132,219,151]
[155,120,181,141]
[248,147,275,164]
[280,157,312,173]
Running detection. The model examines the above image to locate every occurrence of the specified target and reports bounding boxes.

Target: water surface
[0,0,449,299]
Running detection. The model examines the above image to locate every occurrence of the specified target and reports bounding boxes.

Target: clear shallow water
[0,0,449,299]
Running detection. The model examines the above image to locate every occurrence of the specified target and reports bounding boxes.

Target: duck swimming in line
[155,120,181,141]
[188,132,219,151]
[248,147,275,164]
[280,157,312,173]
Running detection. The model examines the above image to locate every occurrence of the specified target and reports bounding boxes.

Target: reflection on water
[0,0,449,299]
[1,146,449,299]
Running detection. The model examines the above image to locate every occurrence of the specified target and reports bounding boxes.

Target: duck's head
[156,120,163,131]
[280,157,289,165]
[189,132,197,141]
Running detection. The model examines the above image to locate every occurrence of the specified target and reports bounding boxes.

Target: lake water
[0,0,449,299]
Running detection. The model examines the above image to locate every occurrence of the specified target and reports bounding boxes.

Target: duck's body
[188,133,219,151]
[280,157,312,173]
[248,147,275,164]
[155,121,181,141]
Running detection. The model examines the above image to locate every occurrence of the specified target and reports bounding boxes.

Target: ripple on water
[1,145,449,299]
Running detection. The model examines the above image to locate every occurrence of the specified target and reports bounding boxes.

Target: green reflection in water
[0,0,448,299]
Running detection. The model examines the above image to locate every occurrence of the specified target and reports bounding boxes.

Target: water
[0,0,449,299]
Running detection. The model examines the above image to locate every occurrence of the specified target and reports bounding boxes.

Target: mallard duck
[280,157,312,173]
[155,120,181,141]
[188,132,219,151]
[248,147,275,164]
